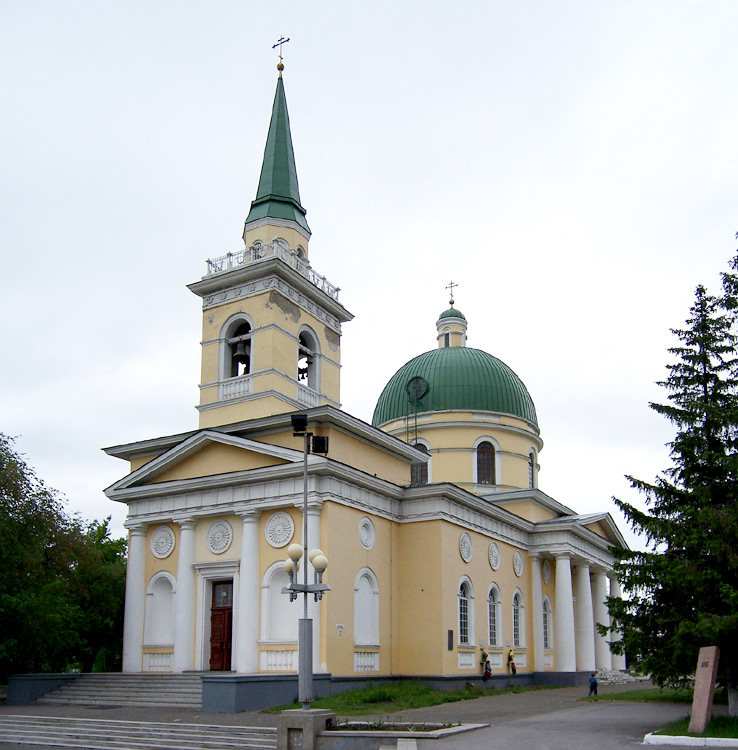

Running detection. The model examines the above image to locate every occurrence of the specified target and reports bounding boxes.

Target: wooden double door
[209,580,233,671]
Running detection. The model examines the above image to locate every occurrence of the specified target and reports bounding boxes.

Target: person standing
[588,672,598,697]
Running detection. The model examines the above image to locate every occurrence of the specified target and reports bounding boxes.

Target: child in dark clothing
[588,673,598,696]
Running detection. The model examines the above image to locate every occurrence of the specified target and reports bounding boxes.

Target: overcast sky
[2,1,736,550]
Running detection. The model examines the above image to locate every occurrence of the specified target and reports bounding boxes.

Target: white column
[307,503,323,673]
[235,510,261,673]
[592,569,612,670]
[122,524,147,672]
[554,554,576,672]
[574,563,596,672]
[530,553,545,672]
[609,575,627,671]
[173,519,197,673]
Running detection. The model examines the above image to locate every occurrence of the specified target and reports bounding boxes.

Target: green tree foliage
[606,254,738,701]
[0,435,126,678]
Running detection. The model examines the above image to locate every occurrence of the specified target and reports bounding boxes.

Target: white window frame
[458,576,475,646]
[260,561,299,644]
[411,438,431,485]
[353,567,380,646]
[143,571,176,647]
[473,436,502,486]
[512,589,525,648]
[542,596,553,650]
[487,583,502,648]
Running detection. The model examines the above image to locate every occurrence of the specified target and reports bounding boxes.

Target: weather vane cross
[273,36,290,70]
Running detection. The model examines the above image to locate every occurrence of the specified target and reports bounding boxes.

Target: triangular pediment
[107,431,303,491]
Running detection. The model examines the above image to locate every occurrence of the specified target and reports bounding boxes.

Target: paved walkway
[0,682,716,750]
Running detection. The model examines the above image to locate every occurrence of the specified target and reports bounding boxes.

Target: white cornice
[188,263,352,327]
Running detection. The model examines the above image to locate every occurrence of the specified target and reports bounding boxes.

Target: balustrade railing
[353,651,379,672]
[205,241,340,301]
[219,374,252,401]
[296,384,320,408]
[260,649,298,671]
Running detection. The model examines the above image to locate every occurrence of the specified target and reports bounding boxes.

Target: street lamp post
[282,414,330,709]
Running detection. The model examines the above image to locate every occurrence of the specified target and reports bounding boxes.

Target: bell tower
[188,66,352,428]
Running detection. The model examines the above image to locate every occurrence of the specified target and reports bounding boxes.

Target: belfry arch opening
[297,329,319,391]
[227,321,252,378]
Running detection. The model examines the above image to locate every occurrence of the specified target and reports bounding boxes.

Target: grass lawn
[265,681,561,715]
[592,687,737,740]
[654,716,738,739]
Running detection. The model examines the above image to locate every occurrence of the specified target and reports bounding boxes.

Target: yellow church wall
[439,524,533,675]
[144,523,179,584]
[584,520,610,542]
[198,394,294,428]
[243,226,309,256]
[381,416,540,491]
[129,453,163,473]
[392,520,446,674]
[319,503,394,676]
[194,514,243,563]
[258,507,303,574]
[500,502,558,523]
[148,442,285,484]
[256,507,304,671]
[260,426,412,487]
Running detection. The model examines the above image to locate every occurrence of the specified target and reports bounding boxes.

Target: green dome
[372,347,538,427]
[438,307,466,320]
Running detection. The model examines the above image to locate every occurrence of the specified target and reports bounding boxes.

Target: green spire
[244,76,310,236]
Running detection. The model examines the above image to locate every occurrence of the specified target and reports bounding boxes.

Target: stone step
[35,673,203,708]
[0,716,277,750]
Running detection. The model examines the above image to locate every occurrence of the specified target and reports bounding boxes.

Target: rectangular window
[488,600,497,646]
[459,596,469,644]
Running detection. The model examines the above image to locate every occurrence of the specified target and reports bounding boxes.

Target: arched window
[477,441,496,485]
[528,452,537,489]
[260,563,299,642]
[512,590,525,648]
[222,316,253,379]
[542,597,553,650]
[443,329,450,348]
[144,572,175,646]
[297,328,320,391]
[411,440,430,485]
[354,568,380,646]
[458,578,474,645]
[487,584,501,647]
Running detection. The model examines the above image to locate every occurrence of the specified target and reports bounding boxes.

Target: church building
[104,66,627,686]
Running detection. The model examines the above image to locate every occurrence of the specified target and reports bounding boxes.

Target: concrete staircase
[595,668,649,685]
[34,674,203,709]
[0,716,277,750]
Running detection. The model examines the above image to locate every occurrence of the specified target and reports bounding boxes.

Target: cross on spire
[445,281,458,306]
[273,36,290,74]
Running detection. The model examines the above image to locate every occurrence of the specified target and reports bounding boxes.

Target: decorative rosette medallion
[151,526,175,559]
[459,531,473,563]
[207,520,233,554]
[542,559,552,584]
[265,512,294,548]
[358,517,376,549]
[513,550,524,577]
[488,542,501,571]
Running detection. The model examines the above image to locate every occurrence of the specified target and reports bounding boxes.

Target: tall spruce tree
[606,257,738,713]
